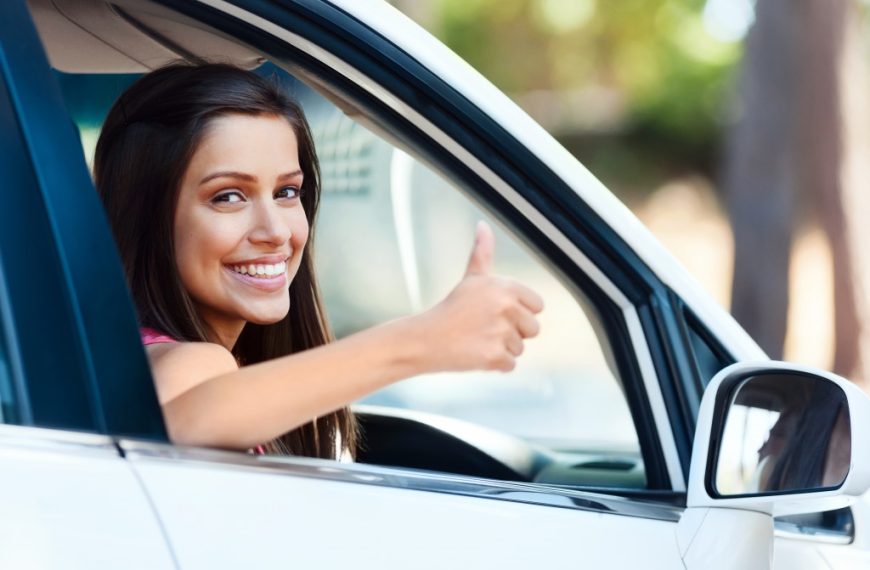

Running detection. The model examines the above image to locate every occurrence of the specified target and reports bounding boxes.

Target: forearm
[163,316,428,449]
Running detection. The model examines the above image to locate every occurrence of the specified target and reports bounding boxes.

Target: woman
[95,62,543,459]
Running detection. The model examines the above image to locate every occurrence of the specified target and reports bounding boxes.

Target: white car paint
[678,362,870,569]
[0,426,175,569]
[125,446,684,570]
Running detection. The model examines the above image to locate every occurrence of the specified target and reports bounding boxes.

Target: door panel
[0,427,174,569]
[126,446,682,569]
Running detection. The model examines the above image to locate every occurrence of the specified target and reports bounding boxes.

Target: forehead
[188,113,301,174]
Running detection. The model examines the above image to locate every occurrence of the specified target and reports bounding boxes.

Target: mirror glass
[715,373,851,496]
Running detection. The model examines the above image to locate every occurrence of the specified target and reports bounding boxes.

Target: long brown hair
[94,62,356,458]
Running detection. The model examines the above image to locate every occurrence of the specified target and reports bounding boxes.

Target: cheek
[291,209,310,251]
[173,212,238,290]
[174,226,209,296]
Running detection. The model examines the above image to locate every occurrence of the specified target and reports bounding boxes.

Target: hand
[417,221,544,373]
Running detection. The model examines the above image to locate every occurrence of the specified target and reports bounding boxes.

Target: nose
[249,199,292,246]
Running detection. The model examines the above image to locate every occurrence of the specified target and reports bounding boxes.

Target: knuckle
[500,357,516,372]
[497,291,514,309]
[485,349,502,370]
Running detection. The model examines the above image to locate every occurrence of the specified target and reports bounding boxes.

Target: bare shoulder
[145,341,238,404]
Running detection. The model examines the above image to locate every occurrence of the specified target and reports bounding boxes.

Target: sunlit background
[389,0,870,388]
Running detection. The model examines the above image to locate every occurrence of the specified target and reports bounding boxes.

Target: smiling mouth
[229,260,287,278]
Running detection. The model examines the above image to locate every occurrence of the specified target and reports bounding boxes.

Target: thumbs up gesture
[417,221,544,373]
[464,220,495,277]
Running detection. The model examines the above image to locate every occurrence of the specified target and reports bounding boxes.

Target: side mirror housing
[688,361,870,516]
[678,362,870,570]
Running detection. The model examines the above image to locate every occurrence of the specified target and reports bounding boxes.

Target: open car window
[300,74,645,484]
[57,63,648,490]
[38,0,684,491]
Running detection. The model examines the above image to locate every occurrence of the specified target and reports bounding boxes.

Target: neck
[199,309,246,350]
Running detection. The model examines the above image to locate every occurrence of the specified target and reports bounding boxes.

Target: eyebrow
[199,169,304,185]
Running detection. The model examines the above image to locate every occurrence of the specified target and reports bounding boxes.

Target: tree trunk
[728,0,870,384]
[795,0,860,379]
[833,4,870,385]
[724,0,800,359]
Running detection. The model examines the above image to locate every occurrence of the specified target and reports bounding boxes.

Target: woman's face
[174,113,309,343]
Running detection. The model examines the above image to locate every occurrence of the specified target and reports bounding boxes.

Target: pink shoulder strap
[140,327,177,346]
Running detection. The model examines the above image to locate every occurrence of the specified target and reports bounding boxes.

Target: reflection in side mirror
[715,374,851,496]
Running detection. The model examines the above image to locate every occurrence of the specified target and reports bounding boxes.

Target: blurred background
[389,0,870,387]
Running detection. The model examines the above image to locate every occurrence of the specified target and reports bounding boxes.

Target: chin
[241,302,291,325]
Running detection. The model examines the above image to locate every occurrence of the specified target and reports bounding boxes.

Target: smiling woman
[93,62,543,459]
[173,114,309,341]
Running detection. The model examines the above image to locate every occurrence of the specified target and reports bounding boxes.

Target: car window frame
[1,0,165,439]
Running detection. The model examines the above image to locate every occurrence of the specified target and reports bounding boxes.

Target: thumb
[464,220,495,277]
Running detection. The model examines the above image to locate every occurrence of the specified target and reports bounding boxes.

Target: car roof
[28,0,262,72]
[28,0,766,361]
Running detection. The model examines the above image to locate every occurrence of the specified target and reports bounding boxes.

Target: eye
[275,186,302,200]
[211,190,245,204]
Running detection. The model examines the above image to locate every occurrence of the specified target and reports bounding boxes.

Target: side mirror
[678,362,870,570]
[716,372,850,496]
[688,362,870,515]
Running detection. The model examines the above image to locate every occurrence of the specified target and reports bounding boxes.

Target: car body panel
[0,426,174,569]
[123,442,683,569]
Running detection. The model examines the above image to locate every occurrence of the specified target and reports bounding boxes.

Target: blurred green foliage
[426,0,742,195]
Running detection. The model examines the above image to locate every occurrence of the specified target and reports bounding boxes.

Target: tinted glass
[685,312,732,387]
[0,321,12,423]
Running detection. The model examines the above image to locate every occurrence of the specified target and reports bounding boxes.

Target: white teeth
[232,261,287,278]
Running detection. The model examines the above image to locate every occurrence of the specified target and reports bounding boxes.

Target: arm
[154,316,425,449]
[150,222,543,450]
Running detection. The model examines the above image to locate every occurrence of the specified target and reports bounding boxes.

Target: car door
[122,440,685,568]
[0,1,173,567]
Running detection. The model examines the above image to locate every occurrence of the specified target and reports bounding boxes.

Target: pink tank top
[139,327,266,456]
[140,327,177,346]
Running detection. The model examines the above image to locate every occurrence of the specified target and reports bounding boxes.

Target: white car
[2,0,869,568]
